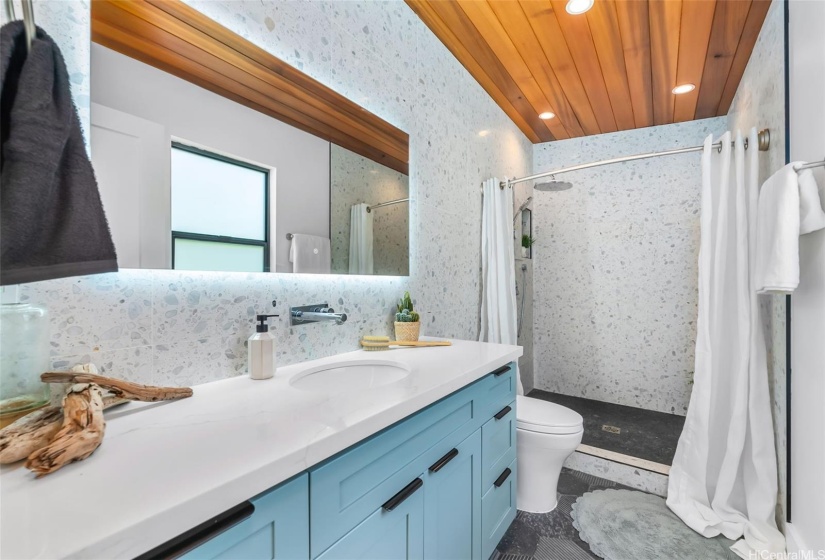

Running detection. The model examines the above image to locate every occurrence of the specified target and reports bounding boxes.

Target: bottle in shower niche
[0,286,51,428]
[248,314,279,380]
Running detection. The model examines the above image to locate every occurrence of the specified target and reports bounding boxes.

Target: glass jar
[0,293,50,428]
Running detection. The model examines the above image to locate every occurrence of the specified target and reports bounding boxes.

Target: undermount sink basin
[289,360,410,393]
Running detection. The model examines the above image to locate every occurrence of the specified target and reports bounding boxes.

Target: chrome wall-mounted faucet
[290,303,348,326]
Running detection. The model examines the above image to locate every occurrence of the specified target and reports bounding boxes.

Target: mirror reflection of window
[170,143,270,272]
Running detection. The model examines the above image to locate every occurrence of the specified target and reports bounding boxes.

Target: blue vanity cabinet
[169,363,518,560]
[180,474,309,560]
[310,364,517,560]
[481,400,517,491]
[423,429,482,560]
[308,371,500,557]
[481,458,517,560]
[315,476,425,560]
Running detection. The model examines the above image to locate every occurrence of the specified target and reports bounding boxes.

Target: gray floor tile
[534,537,595,560]
[526,390,685,465]
[570,470,619,491]
[556,494,577,517]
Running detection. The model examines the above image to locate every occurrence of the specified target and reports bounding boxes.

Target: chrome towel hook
[5,0,36,52]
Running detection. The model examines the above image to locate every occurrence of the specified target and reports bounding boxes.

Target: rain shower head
[535,181,574,192]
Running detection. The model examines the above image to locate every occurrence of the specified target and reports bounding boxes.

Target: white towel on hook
[798,168,825,234]
[754,162,825,294]
[289,234,330,274]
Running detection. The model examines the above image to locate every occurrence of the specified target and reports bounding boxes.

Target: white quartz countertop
[0,339,521,559]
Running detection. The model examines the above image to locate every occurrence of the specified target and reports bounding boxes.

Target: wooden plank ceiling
[406,0,772,143]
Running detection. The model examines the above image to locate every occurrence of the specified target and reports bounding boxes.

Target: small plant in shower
[394,291,421,342]
[521,234,536,259]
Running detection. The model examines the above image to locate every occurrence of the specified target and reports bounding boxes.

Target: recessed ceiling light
[672,83,696,95]
[539,111,556,120]
[478,130,490,137]
[566,0,594,15]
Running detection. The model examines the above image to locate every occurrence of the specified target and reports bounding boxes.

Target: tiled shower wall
[513,183,534,394]
[6,0,533,388]
[531,118,726,415]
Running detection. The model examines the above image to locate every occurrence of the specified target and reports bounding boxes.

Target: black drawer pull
[429,448,459,473]
[134,501,255,560]
[492,365,510,377]
[382,478,423,512]
[494,468,512,488]
[494,405,512,420]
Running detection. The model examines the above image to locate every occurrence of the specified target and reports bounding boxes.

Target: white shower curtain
[667,130,785,558]
[348,203,373,275]
[479,177,523,395]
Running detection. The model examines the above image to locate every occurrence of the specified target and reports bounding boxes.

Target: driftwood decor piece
[0,406,63,464]
[26,384,106,477]
[0,397,130,464]
[0,365,193,476]
[41,372,193,401]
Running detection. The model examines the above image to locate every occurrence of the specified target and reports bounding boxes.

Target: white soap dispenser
[248,314,278,380]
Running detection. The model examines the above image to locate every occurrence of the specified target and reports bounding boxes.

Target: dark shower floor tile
[526,390,685,466]
[495,468,636,560]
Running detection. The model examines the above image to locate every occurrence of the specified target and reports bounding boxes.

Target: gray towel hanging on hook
[1,21,118,285]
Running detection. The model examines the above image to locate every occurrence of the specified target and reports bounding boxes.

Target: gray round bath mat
[571,489,739,560]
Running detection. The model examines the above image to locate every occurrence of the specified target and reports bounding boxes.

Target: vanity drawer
[176,474,309,560]
[481,400,517,491]
[309,377,490,557]
[481,459,517,560]
[476,363,517,420]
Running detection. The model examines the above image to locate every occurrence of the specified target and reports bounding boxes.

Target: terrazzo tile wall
[725,0,787,531]
[514,183,534,394]
[9,0,533,388]
[531,118,727,415]
[330,145,409,276]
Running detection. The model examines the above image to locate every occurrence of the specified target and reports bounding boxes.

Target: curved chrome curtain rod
[500,128,771,189]
[367,197,408,213]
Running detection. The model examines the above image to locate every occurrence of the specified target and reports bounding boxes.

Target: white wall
[531,118,726,414]
[788,0,825,552]
[91,44,330,273]
[15,0,533,388]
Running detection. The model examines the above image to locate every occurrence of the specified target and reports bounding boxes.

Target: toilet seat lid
[516,396,583,435]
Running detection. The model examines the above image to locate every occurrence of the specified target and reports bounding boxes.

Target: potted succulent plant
[521,234,536,258]
[394,291,420,342]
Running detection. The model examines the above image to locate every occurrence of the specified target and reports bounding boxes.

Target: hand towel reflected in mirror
[289,234,330,274]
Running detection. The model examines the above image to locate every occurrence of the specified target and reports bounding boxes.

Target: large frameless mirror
[89,0,409,276]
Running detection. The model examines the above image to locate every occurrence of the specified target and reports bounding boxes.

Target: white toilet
[516,395,584,513]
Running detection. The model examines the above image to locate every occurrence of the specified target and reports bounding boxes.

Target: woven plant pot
[394,321,420,342]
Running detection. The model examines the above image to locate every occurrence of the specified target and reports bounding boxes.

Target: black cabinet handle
[492,365,510,377]
[134,501,255,560]
[382,478,423,512]
[429,448,459,473]
[494,468,512,488]
[494,405,512,420]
